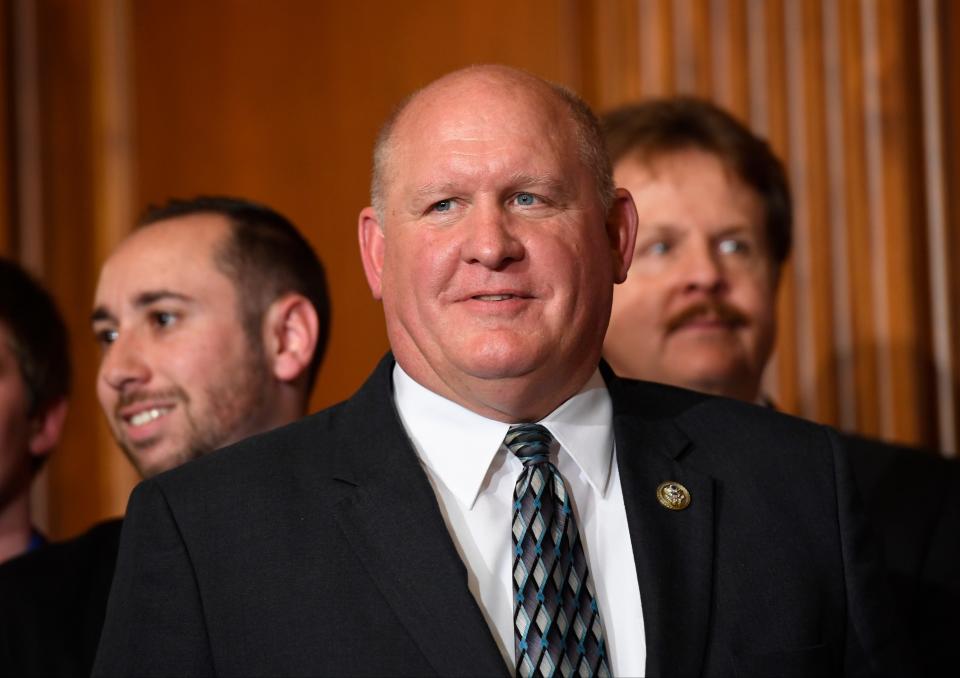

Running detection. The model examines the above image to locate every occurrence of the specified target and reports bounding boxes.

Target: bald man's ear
[607,187,638,283]
[28,397,68,460]
[263,293,320,384]
[358,207,385,300]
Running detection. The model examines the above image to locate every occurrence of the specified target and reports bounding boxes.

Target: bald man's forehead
[385,77,576,174]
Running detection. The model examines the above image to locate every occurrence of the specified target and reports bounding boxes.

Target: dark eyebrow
[90,307,115,325]
[133,290,194,307]
[90,290,194,325]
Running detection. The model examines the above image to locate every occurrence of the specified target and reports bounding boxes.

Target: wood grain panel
[12,0,960,535]
[0,0,12,257]
[29,0,589,536]
[588,0,955,453]
[89,0,140,521]
[784,0,839,425]
[30,0,122,538]
[590,0,641,108]
[709,0,750,118]
[919,0,957,455]
[638,0,675,96]
[672,0,712,94]
[940,0,960,455]
[872,0,933,445]
[837,0,882,437]
[822,0,858,431]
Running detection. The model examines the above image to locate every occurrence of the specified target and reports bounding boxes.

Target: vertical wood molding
[639,0,670,96]
[590,0,641,108]
[11,0,42,271]
[919,0,956,454]
[784,0,823,422]
[11,0,49,532]
[859,0,895,439]
[91,0,139,517]
[673,0,711,94]
[0,0,12,257]
[745,0,769,135]
[942,0,960,456]
[822,0,858,431]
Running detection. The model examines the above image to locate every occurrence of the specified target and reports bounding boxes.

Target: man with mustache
[95,66,910,676]
[0,196,329,676]
[601,97,960,674]
[601,100,785,403]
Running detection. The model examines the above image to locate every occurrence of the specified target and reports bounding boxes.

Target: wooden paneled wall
[1,0,956,538]
[593,0,959,454]
[4,0,592,538]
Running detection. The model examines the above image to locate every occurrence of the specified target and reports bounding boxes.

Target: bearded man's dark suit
[93,355,909,677]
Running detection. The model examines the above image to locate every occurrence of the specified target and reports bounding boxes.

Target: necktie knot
[505,424,554,467]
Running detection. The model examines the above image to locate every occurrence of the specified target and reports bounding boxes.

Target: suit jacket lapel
[608,374,716,678]
[329,355,508,677]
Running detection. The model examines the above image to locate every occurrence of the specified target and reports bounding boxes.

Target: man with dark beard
[0,196,330,677]
[601,98,960,675]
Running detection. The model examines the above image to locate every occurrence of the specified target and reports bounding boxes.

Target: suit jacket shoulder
[842,434,960,674]
[0,518,122,677]
[95,358,913,676]
[95,354,508,677]
[602,371,912,676]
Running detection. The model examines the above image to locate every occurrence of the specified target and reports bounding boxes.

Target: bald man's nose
[460,205,525,269]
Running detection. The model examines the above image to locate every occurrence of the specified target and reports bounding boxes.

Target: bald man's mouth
[472,293,522,301]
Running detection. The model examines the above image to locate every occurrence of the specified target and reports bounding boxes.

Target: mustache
[114,387,189,415]
[666,301,749,333]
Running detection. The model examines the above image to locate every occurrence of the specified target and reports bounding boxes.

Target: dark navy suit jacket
[93,355,911,676]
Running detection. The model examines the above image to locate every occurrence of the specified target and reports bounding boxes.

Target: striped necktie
[506,423,610,678]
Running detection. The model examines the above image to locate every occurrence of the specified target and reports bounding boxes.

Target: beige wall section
[7,0,957,538]
[590,0,958,456]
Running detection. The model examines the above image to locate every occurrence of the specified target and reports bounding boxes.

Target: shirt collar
[393,364,614,509]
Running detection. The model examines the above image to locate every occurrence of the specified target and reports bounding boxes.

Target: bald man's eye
[514,192,539,206]
[431,199,453,213]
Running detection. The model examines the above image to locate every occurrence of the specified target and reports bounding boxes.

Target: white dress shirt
[393,364,646,676]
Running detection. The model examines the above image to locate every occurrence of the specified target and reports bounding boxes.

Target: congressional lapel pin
[656,481,691,511]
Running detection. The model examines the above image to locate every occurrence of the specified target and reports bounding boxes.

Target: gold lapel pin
[656,481,691,511]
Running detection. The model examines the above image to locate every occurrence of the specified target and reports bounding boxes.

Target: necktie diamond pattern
[506,424,610,678]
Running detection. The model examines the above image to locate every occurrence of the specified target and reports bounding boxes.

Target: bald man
[95,68,910,677]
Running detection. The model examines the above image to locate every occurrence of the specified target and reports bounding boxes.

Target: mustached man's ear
[358,207,385,300]
[263,293,320,384]
[28,397,68,460]
[607,187,639,284]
